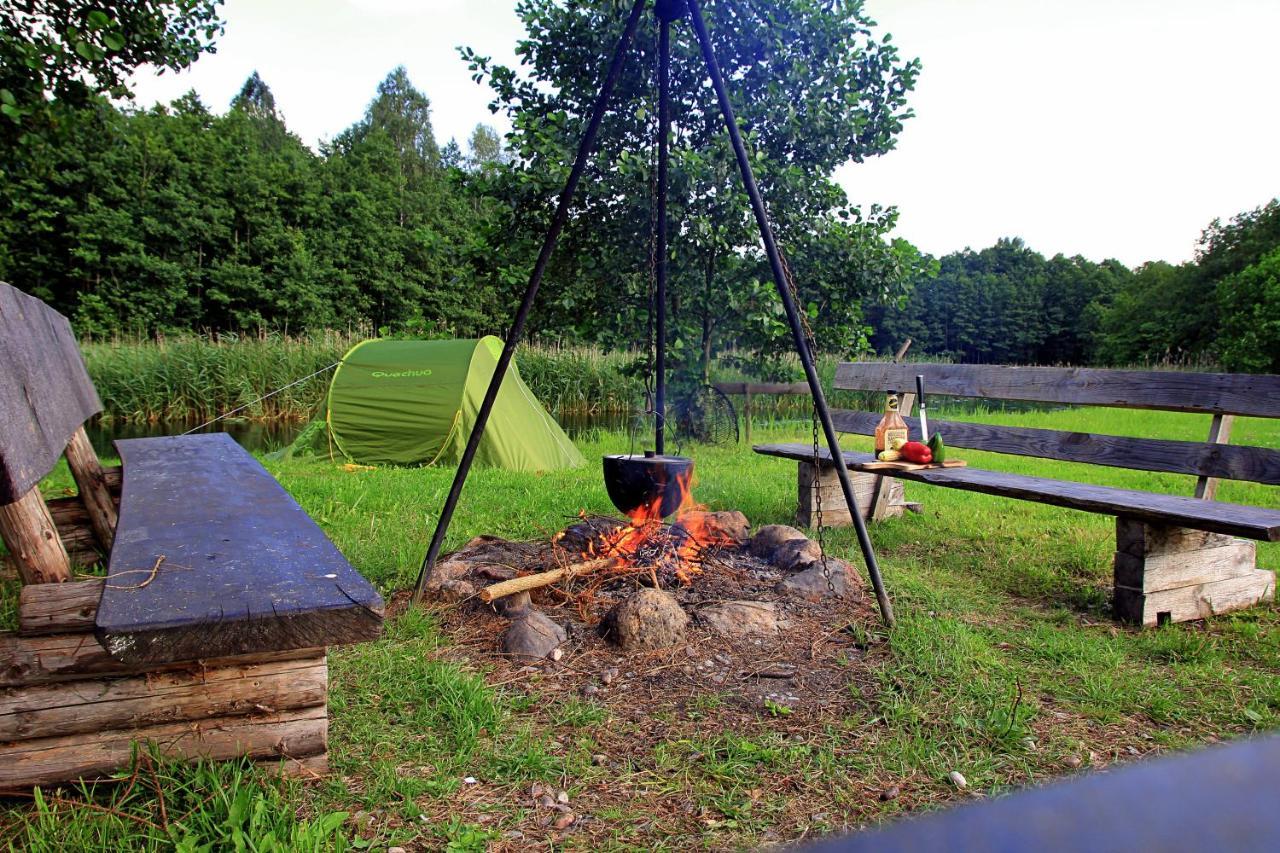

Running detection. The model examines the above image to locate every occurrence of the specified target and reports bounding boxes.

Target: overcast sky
[127,0,1280,267]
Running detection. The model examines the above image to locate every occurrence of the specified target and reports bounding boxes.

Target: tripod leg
[412,0,649,605]
[685,0,895,627]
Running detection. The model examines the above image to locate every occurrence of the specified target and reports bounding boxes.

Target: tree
[462,0,920,378]
[467,123,509,173]
[0,1,224,150]
[1217,247,1280,373]
[365,65,440,167]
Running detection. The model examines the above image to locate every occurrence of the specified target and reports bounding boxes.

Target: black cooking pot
[602,452,694,518]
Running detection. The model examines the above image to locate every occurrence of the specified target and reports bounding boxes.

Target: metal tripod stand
[412,0,895,628]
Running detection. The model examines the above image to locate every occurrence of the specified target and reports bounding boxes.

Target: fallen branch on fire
[479,556,620,602]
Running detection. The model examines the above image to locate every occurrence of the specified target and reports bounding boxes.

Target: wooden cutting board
[854,459,968,472]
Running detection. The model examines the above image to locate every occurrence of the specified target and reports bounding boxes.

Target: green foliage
[80,335,646,423]
[1218,246,1280,372]
[0,67,503,337]
[0,1,224,150]
[871,199,1280,372]
[10,752,350,852]
[1095,199,1280,368]
[871,239,1129,365]
[462,0,923,377]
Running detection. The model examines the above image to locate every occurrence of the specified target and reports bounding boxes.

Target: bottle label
[885,427,908,448]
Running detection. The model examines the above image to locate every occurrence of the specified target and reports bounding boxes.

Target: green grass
[3,406,1278,849]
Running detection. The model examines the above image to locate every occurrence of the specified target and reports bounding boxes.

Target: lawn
[3,407,1278,850]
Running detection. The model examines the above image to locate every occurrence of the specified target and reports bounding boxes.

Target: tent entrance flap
[325,337,585,472]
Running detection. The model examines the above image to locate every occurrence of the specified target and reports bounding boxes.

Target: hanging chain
[778,250,837,596]
[638,22,661,452]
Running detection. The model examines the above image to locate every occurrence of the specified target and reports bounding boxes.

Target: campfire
[422,467,866,669]
[559,467,739,586]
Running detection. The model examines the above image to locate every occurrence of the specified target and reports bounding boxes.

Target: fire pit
[420,477,865,683]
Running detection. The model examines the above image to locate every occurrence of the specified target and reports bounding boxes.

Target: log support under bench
[1113,518,1275,626]
[796,461,910,528]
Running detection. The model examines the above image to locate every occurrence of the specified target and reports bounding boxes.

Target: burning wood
[558,470,745,586]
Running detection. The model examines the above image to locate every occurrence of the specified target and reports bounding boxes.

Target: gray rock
[749,524,809,559]
[502,611,567,660]
[698,601,785,636]
[773,537,822,571]
[422,558,470,591]
[948,770,968,789]
[492,590,531,617]
[607,588,689,650]
[776,559,853,601]
[436,578,477,602]
[675,510,750,544]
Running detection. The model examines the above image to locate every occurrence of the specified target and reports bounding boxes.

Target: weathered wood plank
[0,631,323,687]
[63,426,117,550]
[19,578,103,635]
[96,434,383,665]
[829,410,1280,485]
[833,362,1280,418]
[0,705,328,788]
[796,462,901,527]
[0,487,72,584]
[0,655,326,741]
[753,443,1280,541]
[258,752,328,779]
[0,282,103,504]
[1114,570,1275,626]
[1195,414,1235,500]
[1114,543,1257,592]
[1116,518,1236,557]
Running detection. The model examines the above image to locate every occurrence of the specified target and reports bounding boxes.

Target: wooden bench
[755,362,1280,627]
[0,282,384,787]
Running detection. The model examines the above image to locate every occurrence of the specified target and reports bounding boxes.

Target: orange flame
[578,469,735,585]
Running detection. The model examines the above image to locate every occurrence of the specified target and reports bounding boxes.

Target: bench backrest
[0,282,101,504]
[833,362,1280,487]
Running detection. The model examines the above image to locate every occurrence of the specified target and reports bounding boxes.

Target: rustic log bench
[0,282,383,787]
[755,362,1279,626]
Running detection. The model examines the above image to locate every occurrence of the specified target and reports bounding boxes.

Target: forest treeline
[871,201,1280,373]
[1,3,1277,375]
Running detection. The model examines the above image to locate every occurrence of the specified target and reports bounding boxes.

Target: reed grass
[82,335,648,425]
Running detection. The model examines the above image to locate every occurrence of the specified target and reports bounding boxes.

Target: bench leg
[796,461,904,528]
[1113,518,1275,626]
[0,487,72,584]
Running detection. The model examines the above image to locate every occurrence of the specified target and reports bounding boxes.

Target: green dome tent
[321,337,585,471]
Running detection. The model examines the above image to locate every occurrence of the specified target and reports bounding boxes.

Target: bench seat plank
[96,434,383,665]
[753,443,1280,542]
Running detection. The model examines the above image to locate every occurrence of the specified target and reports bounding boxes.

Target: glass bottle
[874,392,909,453]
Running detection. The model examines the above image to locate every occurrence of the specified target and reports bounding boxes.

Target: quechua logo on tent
[370,370,433,378]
